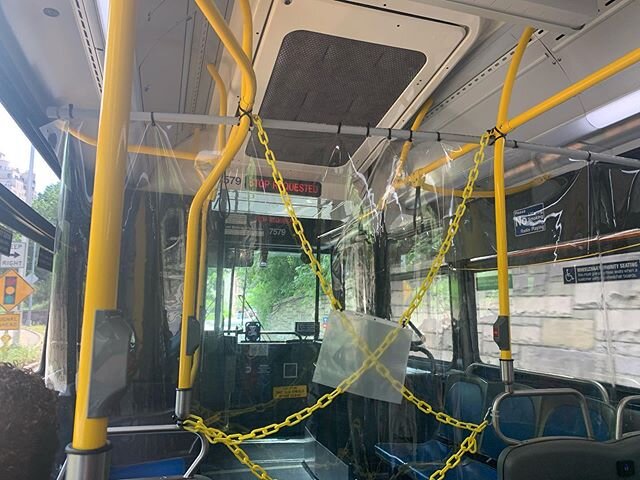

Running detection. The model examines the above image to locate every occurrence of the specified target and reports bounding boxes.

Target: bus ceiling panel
[134,0,232,147]
[422,0,640,149]
[0,0,99,110]
[228,0,480,171]
[413,0,597,31]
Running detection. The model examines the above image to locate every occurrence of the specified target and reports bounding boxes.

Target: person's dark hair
[0,362,58,480]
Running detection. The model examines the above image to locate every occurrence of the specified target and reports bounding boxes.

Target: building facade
[0,152,35,202]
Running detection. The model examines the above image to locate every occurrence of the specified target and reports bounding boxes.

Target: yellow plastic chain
[184,117,492,480]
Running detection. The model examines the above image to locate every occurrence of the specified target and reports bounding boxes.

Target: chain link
[184,116,492,480]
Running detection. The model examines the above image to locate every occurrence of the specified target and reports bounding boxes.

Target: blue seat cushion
[408,458,497,480]
[375,440,451,470]
[109,457,186,479]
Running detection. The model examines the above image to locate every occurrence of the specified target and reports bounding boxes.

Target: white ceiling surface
[414,0,598,30]
[133,0,231,147]
[0,0,99,109]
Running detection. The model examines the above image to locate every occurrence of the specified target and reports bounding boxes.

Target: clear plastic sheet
[41,108,640,479]
[43,118,210,470]
[313,311,412,403]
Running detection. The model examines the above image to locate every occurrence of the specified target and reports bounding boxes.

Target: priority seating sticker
[273,385,308,399]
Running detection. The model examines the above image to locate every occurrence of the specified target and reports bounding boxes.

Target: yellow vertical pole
[492,27,535,390]
[191,64,229,386]
[176,0,255,418]
[66,0,136,478]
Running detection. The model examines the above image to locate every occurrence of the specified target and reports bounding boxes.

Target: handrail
[616,395,640,439]
[59,122,216,162]
[399,46,640,188]
[176,0,256,418]
[416,172,551,199]
[242,331,305,341]
[493,27,535,388]
[465,362,610,403]
[492,388,594,445]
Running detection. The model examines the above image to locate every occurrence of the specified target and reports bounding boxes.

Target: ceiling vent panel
[247,31,426,166]
[244,0,476,170]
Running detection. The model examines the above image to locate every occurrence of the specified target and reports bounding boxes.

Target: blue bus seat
[408,458,497,480]
[375,374,489,477]
[406,382,536,479]
[374,441,450,470]
[109,457,186,479]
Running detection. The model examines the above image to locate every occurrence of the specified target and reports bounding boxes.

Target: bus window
[205,249,330,338]
[389,233,453,363]
[477,254,640,389]
[0,104,59,371]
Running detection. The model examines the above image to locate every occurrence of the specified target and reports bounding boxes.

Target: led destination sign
[246,176,321,197]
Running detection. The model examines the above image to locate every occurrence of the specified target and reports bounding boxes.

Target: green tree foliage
[32,182,60,224]
[205,251,330,329]
[29,182,60,309]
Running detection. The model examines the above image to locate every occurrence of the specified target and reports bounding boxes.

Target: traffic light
[3,275,16,305]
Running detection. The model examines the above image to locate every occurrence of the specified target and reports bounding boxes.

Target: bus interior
[2,1,640,479]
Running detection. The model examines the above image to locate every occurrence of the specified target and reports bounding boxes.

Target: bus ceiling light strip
[47,108,640,169]
[585,89,640,129]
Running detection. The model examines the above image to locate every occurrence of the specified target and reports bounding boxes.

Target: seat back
[498,433,640,480]
[480,386,537,459]
[542,397,615,441]
[440,374,488,445]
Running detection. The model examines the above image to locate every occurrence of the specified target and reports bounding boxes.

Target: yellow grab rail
[417,172,550,199]
[501,47,640,133]
[177,0,256,397]
[71,0,136,452]
[191,63,230,386]
[400,46,640,188]
[493,27,535,367]
[60,122,215,162]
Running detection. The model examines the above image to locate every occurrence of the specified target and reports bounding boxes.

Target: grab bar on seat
[492,388,594,444]
[616,395,640,439]
[466,362,610,403]
[56,424,208,479]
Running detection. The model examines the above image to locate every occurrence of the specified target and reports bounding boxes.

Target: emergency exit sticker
[514,203,546,237]
[273,385,308,399]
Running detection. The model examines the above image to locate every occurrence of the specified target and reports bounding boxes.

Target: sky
[0,104,59,194]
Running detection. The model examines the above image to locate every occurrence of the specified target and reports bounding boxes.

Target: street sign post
[0,241,27,269]
[0,269,34,312]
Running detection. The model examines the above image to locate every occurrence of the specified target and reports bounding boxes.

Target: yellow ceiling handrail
[59,121,215,163]
[399,46,640,189]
